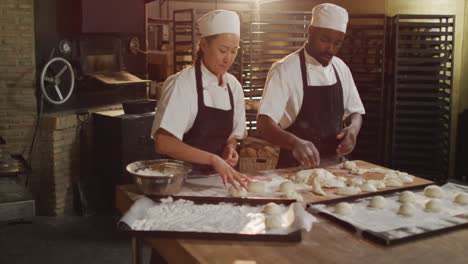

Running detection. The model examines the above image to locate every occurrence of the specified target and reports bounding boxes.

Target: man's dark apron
[277,48,344,168]
[181,58,234,173]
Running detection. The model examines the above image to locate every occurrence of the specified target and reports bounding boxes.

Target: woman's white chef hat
[198,9,240,38]
[310,3,348,33]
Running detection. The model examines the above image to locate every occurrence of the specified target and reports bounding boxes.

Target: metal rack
[339,15,388,165]
[390,15,454,182]
[241,11,310,133]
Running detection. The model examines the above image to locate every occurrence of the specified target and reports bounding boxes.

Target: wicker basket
[239,157,278,173]
[238,137,279,173]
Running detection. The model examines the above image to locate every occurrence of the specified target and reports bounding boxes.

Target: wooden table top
[116,185,468,264]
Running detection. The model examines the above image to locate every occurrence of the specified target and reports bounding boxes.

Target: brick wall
[0,0,36,155]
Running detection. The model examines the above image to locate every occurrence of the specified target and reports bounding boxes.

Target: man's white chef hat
[198,9,240,38]
[310,3,348,33]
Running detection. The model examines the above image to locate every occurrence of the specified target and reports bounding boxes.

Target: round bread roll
[398,202,416,217]
[425,199,442,213]
[454,193,468,205]
[265,214,282,229]
[263,202,282,215]
[248,180,266,193]
[424,185,444,198]
[245,147,257,158]
[335,202,352,215]
[368,196,386,209]
[399,191,416,203]
[279,180,295,193]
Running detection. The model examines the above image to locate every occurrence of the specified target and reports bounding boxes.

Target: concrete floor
[0,216,153,264]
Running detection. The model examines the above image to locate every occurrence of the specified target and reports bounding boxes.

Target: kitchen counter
[116,185,468,264]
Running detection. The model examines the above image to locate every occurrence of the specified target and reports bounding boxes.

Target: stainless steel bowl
[126,159,192,195]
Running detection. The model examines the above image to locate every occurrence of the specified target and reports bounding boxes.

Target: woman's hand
[210,155,250,189]
[222,145,239,167]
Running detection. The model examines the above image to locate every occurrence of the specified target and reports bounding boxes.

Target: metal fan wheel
[40,57,75,105]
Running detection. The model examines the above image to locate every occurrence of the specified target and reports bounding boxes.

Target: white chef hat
[310,3,348,33]
[198,9,240,38]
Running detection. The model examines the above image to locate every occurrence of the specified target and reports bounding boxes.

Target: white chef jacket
[258,46,365,129]
[151,61,247,141]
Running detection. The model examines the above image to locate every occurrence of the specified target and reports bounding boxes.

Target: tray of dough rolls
[308,183,468,245]
[118,196,316,242]
[144,160,433,205]
[271,160,435,204]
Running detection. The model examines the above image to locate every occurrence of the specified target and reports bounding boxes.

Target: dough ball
[283,191,304,202]
[294,169,312,183]
[399,191,416,203]
[336,186,361,196]
[279,180,295,193]
[360,182,377,192]
[398,202,416,217]
[247,181,266,193]
[454,193,468,205]
[265,214,283,229]
[263,202,282,215]
[367,180,386,189]
[343,161,357,170]
[335,202,353,215]
[349,177,365,186]
[425,199,442,213]
[397,171,414,183]
[229,186,248,197]
[424,185,444,198]
[368,196,386,209]
[385,177,403,187]
[351,167,369,175]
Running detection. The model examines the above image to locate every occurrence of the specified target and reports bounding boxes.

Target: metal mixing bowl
[126,159,192,195]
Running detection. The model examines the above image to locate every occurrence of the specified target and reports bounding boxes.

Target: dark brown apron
[277,48,344,168]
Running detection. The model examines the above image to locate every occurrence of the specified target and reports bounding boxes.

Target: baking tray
[308,183,468,245]
[118,197,302,242]
[274,160,434,205]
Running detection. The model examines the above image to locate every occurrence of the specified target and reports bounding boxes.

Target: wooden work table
[116,185,468,264]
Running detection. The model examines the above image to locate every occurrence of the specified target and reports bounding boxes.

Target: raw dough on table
[283,191,304,202]
[348,177,365,186]
[263,202,282,215]
[424,185,444,198]
[425,199,442,213]
[279,180,295,193]
[367,180,386,189]
[454,193,468,205]
[336,186,361,196]
[335,202,353,215]
[368,196,386,209]
[265,214,282,229]
[398,202,416,217]
[399,191,416,203]
[343,161,357,170]
[360,182,377,192]
[248,181,266,193]
[229,186,248,198]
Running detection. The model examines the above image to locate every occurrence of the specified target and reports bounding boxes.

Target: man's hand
[291,138,320,167]
[222,145,239,167]
[336,126,358,155]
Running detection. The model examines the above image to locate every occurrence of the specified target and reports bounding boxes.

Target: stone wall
[0,0,36,155]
